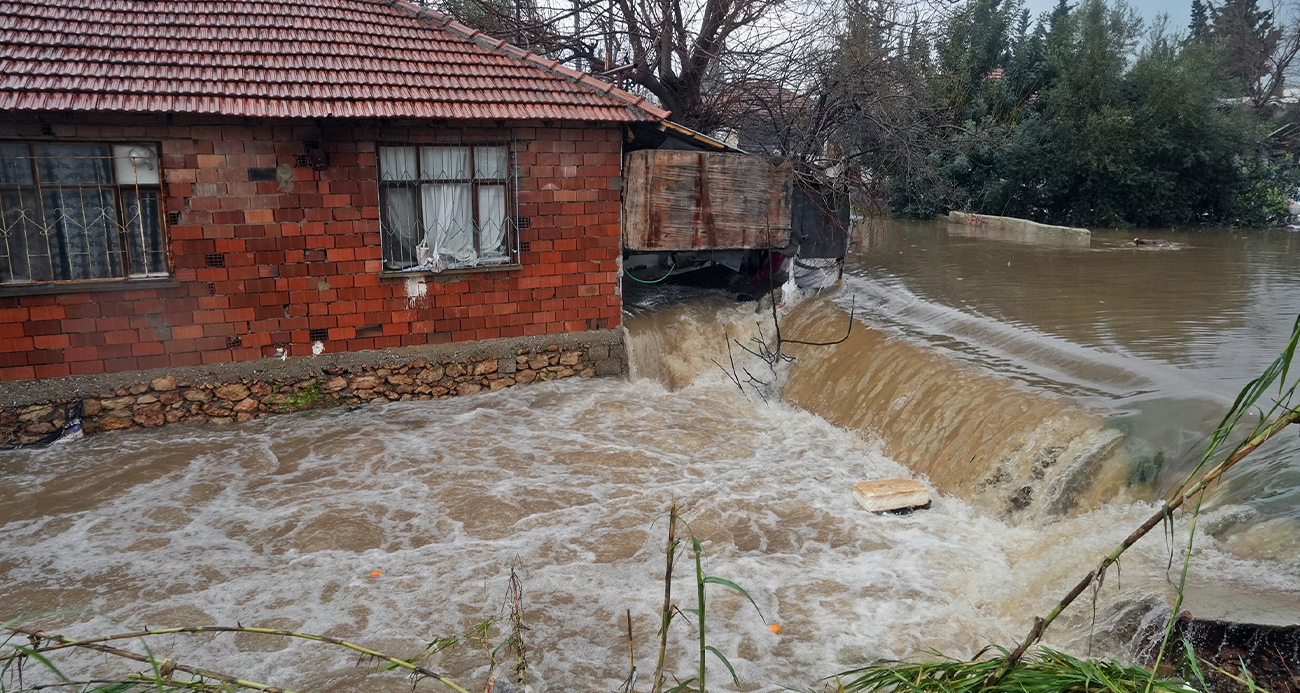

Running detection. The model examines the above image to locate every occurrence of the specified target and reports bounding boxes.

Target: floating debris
[852,479,931,513]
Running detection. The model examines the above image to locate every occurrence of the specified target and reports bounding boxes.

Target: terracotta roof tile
[0,0,669,121]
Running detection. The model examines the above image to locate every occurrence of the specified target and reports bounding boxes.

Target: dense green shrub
[878,0,1300,226]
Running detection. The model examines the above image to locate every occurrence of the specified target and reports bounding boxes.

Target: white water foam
[4,374,1297,692]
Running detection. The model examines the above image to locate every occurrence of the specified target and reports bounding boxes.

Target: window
[0,142,167,284]
[377,145,514,272]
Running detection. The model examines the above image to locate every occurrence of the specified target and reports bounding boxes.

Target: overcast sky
[1020,0,1193,38]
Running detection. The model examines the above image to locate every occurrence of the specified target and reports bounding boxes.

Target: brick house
[0,0,669,386]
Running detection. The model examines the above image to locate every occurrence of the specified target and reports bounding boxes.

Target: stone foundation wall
[0,331,624,445]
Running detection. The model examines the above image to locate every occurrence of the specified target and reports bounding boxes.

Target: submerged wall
[945,211,1091,247]
[0,329,625,445]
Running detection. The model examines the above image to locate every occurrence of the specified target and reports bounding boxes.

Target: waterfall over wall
[625,296,1133,521]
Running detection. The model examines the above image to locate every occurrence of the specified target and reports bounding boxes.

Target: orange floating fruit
[370,570,383,578]
[769,624,782,633]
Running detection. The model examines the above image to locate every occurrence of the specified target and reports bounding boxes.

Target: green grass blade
[1180,638,1210,693]
[1277,314,1300,389]
[138,638,166,693]
[701,576,765,622]
[704,646,740,686]
[664,678,698,693]
[10,644,73,684]
[92,683,139,693]
[0,612,82,630]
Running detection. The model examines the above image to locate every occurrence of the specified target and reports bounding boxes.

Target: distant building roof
[0,0,669,122]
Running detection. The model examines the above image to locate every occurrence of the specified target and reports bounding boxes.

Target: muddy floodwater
[842,221,1300,538]
[2,220,1299,692]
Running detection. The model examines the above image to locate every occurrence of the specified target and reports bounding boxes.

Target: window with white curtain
[377,144,512,272]
[0,142,167,285]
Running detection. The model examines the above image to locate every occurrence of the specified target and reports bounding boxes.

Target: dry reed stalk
[3,625,473,693]
[507,567,529,685]
[5,628,292,693]
[651,502,680,693]
[622,609,637,693]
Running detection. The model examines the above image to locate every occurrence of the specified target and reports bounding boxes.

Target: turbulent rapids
[782,301,1130,521]
[3,224,1300,692]
[626,297,1130,521]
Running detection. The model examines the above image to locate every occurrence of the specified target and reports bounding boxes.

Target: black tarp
[791,181,849,260]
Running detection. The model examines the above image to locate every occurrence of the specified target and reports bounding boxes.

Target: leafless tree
[1210,0,1300,114]
[434,0,952,211]
[435,0,840,131]
[812,0,953,209]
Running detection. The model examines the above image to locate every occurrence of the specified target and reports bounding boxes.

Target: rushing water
[839,220,1300,556]
[1,222,1298,692]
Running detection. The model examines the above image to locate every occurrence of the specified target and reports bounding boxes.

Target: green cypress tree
[1188,0,1210,41]
[1050,0,1071,28]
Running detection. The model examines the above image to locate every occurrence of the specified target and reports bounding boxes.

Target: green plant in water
[1126,451,1165,487]
[684,533,765,693]
[647,503,766,693]
[835,646,1211,693]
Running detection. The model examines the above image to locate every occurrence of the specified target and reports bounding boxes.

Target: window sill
[380,264,522,279]
[0,277,181,297]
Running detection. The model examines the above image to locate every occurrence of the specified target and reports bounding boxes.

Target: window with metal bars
[377,144,516,272]
[0,142,168,285]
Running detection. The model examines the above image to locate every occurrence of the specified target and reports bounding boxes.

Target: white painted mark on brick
[405,276,427,307]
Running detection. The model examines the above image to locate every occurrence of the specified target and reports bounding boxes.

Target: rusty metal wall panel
[623,150,792,251]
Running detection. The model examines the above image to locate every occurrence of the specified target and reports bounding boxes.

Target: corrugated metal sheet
[622,150,792,252]
[0,0,669,122]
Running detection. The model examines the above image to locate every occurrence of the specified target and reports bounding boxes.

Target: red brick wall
[0,114,624,381]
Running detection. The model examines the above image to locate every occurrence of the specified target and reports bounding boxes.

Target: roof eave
[377,0,669,123]
[660,121,744,152]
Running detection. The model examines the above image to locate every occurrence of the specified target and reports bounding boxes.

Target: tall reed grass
[833,645,1249,693]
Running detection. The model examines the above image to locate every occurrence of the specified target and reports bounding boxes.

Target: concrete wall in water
[0,329,625,445]
[945,211,1091,247]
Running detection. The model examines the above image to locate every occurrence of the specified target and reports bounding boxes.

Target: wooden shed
[622,150,792,251]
